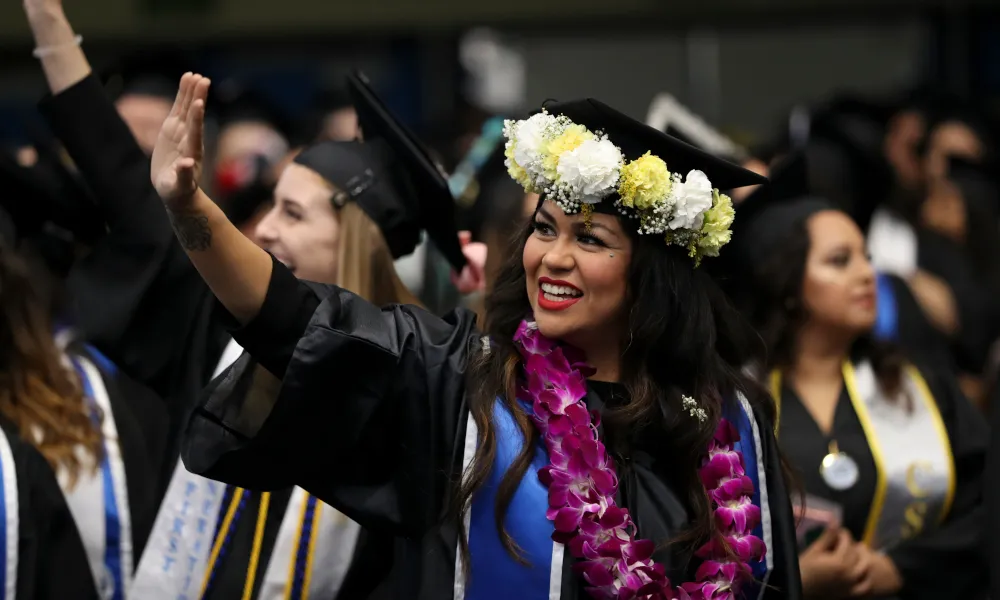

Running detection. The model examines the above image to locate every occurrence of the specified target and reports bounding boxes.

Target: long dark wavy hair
[453,209,779,568]
[738,210,906,397]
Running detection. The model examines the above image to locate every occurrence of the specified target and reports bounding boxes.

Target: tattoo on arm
[168,210,213,251]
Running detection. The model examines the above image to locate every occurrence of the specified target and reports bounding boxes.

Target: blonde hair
[335,202,422,307]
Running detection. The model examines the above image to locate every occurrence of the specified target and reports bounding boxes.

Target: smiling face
[522,199,633,350]
[801,210,877,335]
[254,163,341,283]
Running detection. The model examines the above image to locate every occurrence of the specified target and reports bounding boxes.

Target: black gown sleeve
[885,367,989,599]
[182,256,479,538]
[37,74,219,401]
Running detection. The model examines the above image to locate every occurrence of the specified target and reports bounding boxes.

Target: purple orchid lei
[513,319,765,600]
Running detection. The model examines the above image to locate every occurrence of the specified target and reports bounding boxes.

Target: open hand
[151,73,210,207]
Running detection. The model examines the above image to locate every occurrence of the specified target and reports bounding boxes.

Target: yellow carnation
[505,141,533,190]
[696,190,735,257]
[541,125,594,180]
[618,152,672,210]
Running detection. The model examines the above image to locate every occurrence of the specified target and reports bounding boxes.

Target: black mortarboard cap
[211,79,295,140]
[347,70,467,271]
[948,156,1000,223]
[707,152,831,295]
[101,48,191,102]
[0,153,81,275]
[543,99,767,192]
[293,140,421,262]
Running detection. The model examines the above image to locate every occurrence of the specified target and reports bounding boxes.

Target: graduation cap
[101,48,192,102]
[0,153,81,275]
[948,156,1000,225]
[346,70,467,271]
[211,79,296,141]
[543,98,767,195]
[804,109,894,234]
[703,152,833,301]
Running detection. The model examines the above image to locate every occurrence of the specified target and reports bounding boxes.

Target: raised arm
[23,0,89,94]
[151,73,272,324]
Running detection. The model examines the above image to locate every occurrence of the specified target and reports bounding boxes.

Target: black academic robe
[777,364,988,599]
[37,74,388,600]
[985,392,1000,599]
[183,256,803,599]
[0,420,98,600]
[917,231,999,375]
[68,341,170,557]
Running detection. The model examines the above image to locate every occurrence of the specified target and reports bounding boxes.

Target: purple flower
[714,497,761,534]
[515,321,555,355]
[514,318,762,600]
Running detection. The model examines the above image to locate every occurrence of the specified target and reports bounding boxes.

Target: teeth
[543,293,576,303]
[541,283,582,297]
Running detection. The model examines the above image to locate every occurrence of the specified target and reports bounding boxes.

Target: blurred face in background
[215,120,290,168]
[320,107,360,142]
[884,109,925,191]
[801,210,877,336]
[115,93,172,155]
[923,121,984,183]
[254,163,340,283]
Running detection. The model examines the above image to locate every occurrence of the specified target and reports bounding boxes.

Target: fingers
[458,231,472,246]
[815,526,842,551]
[170,73,193,118]
[188,78,211,161]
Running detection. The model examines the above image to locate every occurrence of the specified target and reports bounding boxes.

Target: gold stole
[771,361,956,549]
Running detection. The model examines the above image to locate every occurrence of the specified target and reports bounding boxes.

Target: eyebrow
[537,206,617,236]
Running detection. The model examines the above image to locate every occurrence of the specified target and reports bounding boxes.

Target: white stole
[57,353,133,599]
[0,425,18,600]
[132,338,360,599]
[847,361,955,549]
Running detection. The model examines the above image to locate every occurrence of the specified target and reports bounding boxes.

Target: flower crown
[503,110,735,265]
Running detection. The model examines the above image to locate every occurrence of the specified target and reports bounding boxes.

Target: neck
[581,343,621,382]
[789,322,854,383]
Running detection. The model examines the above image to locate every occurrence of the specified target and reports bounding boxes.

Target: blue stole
[72,351,126,600]
[723,399,769,597]
[873,273,899,341]
[466,401,557,600]
[0,428,11,600]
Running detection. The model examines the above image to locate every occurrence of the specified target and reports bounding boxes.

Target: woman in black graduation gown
[0,152,170,598]
[0,205,118,599]
[726,156,988,599]
[153,74,802,599]
[22,4,454,598]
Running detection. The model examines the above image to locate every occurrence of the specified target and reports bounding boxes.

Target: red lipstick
[537,277,583,312]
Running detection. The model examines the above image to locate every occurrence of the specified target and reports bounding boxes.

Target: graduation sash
[132,339,361,600]
[60,352,133,600]
[0,425,18,600]
[772,361,956,550]
[455,396,774,600]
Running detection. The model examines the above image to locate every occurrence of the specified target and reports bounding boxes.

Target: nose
[857,252,876,283]
[254,206,280,246]
[540,235,576,273]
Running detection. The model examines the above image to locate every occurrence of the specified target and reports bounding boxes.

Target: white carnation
[512,113,553,176]
[555,139,623,203]
[668,169,714,231]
